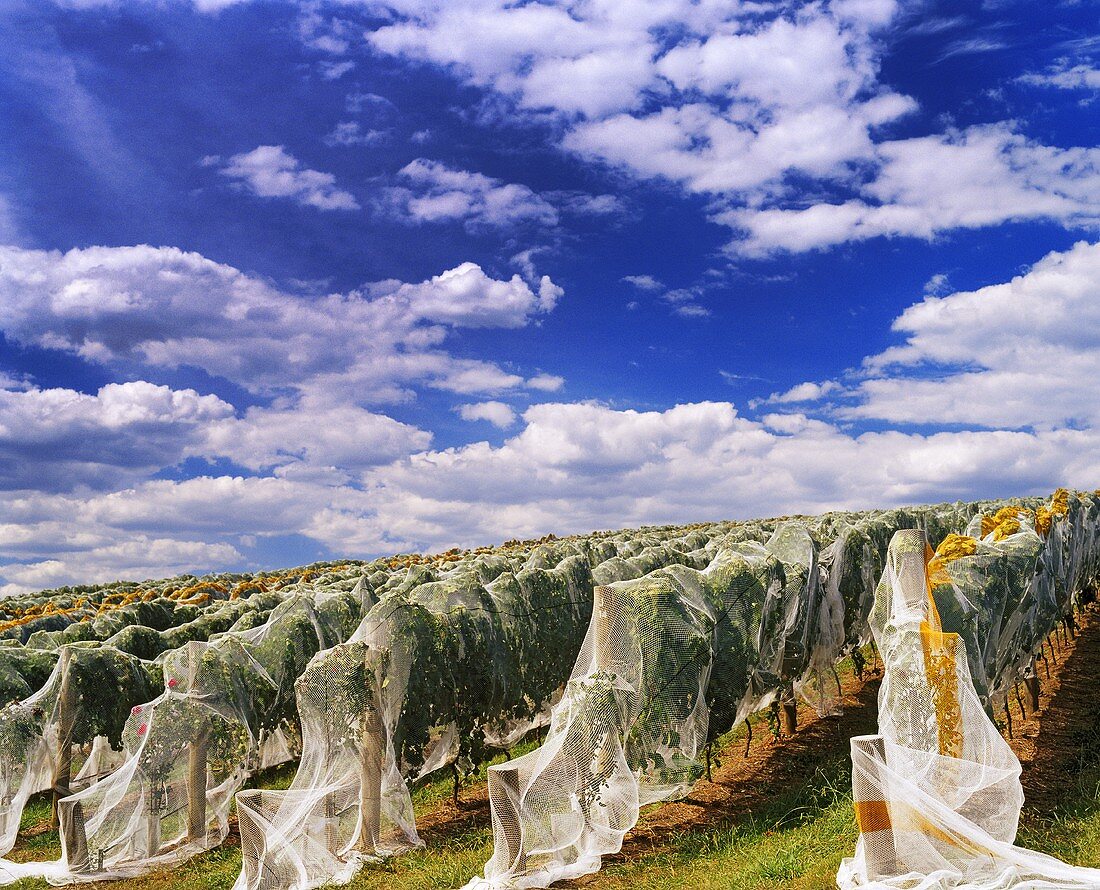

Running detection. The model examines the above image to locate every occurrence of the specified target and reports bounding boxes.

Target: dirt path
[607,671,880,860]
[1011,602,1100,812]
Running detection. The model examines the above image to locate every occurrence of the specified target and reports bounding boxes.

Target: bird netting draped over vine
[0,583,370,886]
[0,647,159,863]
[0,494,1086,890]
[233,529,725,890]
[839,494,1100,890]
[462,521,839,889]
[0,588,294,876]
[461,500,1049,890]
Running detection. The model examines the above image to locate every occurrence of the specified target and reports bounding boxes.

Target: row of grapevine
[0,564,345,644]
[0,541,600,859]
[51,585,369,881]
[0,491,1093,890]
[232,524,734,890]
[0,525,724,884]
[0,587,286,707]
[234,498,1010,890]
[465,491,1097,889]
[841,508,1100,888]
[0,589,293,855]
[0,564,369,884]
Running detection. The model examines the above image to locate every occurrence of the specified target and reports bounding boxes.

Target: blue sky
[1,0,1098,594]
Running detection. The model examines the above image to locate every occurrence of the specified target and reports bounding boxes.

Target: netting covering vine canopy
[464,492,1098,889]
[841,498,1100,890]
[0,490,1094,890]
[234,528,722,890]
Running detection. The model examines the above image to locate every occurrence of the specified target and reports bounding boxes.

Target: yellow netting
[920,621,964,758]
[980,506,1030,542]
[1035,489,1070,538]
[1051,488,1069,515]
[921,547,964,759]
[927,534,976,589]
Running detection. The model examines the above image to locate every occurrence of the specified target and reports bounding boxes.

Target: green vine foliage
[295,641,374,756]
[122,695,250,786]
[378,553,594,781]
[558,671,629,813]
[0,703,42,769]
[0,648,58,707]
[64,648,163,749]
[933,523,1053,707]
[767,523,820,684]
[379,598,454,779]
[705,555,773,745]
[621,571,711,790]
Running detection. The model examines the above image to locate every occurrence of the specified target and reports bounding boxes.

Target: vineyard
[0,489,1096,889]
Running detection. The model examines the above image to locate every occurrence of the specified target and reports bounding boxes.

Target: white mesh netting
[461,499,1076,890]
[2,494,1092,890]
[462,520,848,888]
[0,647,156,863]
[839,499,1100,890]
[233,528,727,890]
[0,581,367,885]
[0,589,289,874]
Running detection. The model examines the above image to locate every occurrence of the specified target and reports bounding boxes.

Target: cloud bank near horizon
[2,240,1098,595]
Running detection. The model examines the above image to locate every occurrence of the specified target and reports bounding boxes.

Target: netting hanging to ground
[0,587,297,879]
[0,494,1082,890]
[839,502,1100,890]
[462,521,840,889]
[0,581,368,887]
[233,528,726,890]
[52,587,365,884]
[0,647,158,862]
[462,500,1051,890]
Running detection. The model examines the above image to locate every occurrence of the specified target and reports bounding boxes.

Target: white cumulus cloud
[376,158,618,232]
[721,126,1100,255]
[356,0,1096,255]
[841,240,1100,429]
[0,244,562,400]
[214,145,360,210]
[0,381,234,490]
[456,400,517,428]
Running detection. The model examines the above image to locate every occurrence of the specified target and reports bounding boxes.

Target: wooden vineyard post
[358,675,382,854]
[187,648,209,843]
[593,585,621,670]
[187,730,209,842]
[1025,658,1041,712]
[588,585,627,829]
[52,648,75,830]
[851,735,898,880]
[146,788,161,858]
[488,766,526,874]
[592,585,620,782]
[324,792,339,856]
[61,799,91,873]
[53,650,95,871]
[317,655,339,857]
[780,689,798,736]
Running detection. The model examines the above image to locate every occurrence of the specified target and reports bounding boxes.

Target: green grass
[1017,732,1100,869]
[576,721,1100,890]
